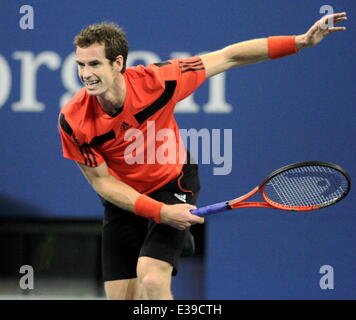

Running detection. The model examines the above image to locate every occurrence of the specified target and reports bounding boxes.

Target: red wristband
[134,195,164,223]
[268,36,299,60]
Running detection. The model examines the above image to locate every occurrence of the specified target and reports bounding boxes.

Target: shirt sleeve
[149,56,206,103]
[173,56,206,101]
[58,113,105,168]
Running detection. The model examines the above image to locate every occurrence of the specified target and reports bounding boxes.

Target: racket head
[260,161,351,211]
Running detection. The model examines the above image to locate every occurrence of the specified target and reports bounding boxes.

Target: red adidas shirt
[59,56,206,194]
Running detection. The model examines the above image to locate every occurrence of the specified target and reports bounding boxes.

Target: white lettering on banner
[203,72,232,113]
[12,51,61,111]
[60,52,81,107]
[1,50,231,113]
[0,55,11,108]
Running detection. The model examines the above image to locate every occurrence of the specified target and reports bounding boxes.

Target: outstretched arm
[200,12,347,78]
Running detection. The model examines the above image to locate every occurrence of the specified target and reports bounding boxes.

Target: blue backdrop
[1,0,355,299]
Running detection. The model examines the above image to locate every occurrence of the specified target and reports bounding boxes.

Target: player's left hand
[298,12,347,49]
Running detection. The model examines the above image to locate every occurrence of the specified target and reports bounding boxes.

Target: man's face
[76,43,122,96]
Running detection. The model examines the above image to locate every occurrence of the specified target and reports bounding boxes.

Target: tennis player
[58,12,347,300]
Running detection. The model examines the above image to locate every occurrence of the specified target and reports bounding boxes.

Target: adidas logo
[120,121,132,131]
[174,193,187,203]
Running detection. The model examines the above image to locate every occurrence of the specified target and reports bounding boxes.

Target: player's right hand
[159,204,205,230]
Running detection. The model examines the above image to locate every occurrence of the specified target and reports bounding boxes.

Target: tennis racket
[190,161,351,217]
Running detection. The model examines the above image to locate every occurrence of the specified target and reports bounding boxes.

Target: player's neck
[97,76,126,116]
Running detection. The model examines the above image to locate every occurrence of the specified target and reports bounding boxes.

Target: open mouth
[85,80,101,90]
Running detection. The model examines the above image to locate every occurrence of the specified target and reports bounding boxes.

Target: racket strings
[263,165,348,208]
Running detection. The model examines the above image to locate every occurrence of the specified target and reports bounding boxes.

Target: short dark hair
[74,22,129,72]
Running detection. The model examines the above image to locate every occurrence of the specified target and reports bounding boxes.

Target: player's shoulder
[125,64,160,80]
[58,88,92,136]
[60,88,88,116]
[125,59,181,79]
[126,56,203,79]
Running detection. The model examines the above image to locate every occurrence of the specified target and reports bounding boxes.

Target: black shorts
[101,161,200,281]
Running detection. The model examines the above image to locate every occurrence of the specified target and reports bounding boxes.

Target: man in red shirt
[59,13,347,299]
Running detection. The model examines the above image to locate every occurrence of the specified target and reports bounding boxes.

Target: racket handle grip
[190,201,229,217]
